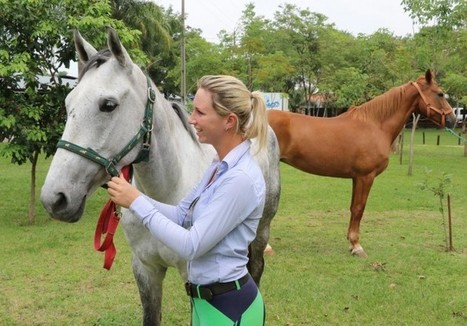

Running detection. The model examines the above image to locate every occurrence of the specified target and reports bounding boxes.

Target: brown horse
[268,70,456,257]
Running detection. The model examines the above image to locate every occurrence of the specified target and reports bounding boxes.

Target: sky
[152,0,419,42]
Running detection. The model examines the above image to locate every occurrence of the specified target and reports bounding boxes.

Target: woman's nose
[188,113,195,124]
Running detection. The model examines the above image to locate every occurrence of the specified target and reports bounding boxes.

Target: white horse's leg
[248,224,268,285]
[249,186,279,284]
[131,256,166,326]
[248,128,280,285]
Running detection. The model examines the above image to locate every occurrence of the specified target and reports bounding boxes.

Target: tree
[327,67,368,109]
[110,0,182,96]
[402,0,466,75]
[185,34,224,94]
[401,0,466,30]
[216,3,274,90]
[255,52,295,92]
[168,30,225,99]
[272,4,332,113]
[236,4,271,89]
[310,27,361,113]
[356,31,409,99]
[444,73,467,107]
[240,6,295,92]
[0,0,143,223]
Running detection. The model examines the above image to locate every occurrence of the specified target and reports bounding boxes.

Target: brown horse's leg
[347,175,374,257]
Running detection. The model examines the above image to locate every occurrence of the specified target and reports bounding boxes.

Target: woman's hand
[107,174,141,208]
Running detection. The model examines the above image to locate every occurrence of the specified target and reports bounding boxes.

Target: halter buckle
[148,87,156,103]
[141,142,150,152]
[105,160,119,177]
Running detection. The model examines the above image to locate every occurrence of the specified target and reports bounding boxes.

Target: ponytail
[245,91,268,152]
[197,75,269,152]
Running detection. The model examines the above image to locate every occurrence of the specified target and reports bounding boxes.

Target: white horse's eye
[100,99,118,112]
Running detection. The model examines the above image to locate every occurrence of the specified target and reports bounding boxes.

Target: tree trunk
[408,114,420,176]
[398,129,404,164]
[28,151,39,224]
[463,122,467,157]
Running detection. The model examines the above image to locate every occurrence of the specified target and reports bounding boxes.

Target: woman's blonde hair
[197,75,268,151]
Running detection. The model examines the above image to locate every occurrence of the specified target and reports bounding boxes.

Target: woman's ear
[225,113,237,131]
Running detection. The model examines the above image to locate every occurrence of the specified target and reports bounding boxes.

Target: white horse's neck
[132,91,214,204]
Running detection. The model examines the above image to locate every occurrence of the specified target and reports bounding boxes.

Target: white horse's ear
[107,27,133,68]
[74,29,98,63]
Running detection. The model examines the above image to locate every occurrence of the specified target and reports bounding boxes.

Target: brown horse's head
[412,70,456,128]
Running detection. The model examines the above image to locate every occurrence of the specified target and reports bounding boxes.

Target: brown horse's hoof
[351,248,368,258]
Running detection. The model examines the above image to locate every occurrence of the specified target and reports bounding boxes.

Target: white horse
[40,28,281,325]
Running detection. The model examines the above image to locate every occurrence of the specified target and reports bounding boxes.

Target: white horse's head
[41,28,154,222]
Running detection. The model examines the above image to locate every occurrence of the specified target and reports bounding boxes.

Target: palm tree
[110,0,182,95]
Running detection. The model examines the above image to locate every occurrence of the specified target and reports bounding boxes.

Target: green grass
[1,128,466,325]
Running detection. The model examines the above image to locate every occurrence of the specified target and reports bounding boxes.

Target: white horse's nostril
[40,186,86,223]
[40,189,69,217]
[52,192,68,212]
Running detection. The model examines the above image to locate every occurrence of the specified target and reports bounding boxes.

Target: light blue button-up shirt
[129,140,266,284]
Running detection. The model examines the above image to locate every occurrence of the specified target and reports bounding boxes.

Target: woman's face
[189,88,227,145]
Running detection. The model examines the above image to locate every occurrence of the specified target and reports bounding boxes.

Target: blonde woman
[107,75,268,325]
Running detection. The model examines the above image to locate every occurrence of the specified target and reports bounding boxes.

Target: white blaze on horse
[40,28,280,325]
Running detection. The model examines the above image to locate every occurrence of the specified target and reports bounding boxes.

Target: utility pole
[181,0,186,105]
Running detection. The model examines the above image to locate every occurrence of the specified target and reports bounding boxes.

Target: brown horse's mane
[345,81,416,122]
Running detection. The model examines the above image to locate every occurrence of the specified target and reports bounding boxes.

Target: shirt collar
[212,140,251,174]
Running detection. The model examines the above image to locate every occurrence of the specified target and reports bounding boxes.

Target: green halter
[56,75,156,177]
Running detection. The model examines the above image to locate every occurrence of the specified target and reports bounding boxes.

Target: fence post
[447,194,453,252]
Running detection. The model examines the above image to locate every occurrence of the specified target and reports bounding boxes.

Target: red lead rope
[94,165,132,270]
